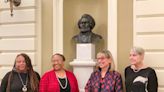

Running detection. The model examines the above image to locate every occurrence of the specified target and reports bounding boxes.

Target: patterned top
[85,69,123,92]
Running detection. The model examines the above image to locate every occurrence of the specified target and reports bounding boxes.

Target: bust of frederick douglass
[72,14,102,43]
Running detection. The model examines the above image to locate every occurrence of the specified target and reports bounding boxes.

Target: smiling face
[96,53,111,69]
[15,55,27,72]
[129,49,144,66]
[51,54,65,71]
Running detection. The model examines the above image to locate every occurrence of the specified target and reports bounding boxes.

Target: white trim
[35,0,42,74]
[133,0,137,46]
[53,0,64,54]
[108,0,118,70]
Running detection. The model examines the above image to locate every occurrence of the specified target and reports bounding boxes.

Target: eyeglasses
[51,59,63,63]
[96,57,107,61]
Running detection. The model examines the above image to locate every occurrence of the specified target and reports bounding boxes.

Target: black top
[125,66,158,92]
[58,78,70,92]
[0,71,40,92]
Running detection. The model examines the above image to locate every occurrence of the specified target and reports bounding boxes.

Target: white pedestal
[70,44,96,92]
[76,44,95,60]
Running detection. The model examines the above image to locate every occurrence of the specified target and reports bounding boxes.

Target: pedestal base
[70,60,96,92]
[70,44,96,92]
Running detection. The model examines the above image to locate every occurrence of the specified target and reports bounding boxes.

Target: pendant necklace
[18,73,28,92]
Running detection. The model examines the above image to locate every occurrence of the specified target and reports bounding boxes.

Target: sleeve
[124,67,128,78]
[115,72,123,92]
[39,73,49,92]
[73,74,79,92]
[124,66,129,91]
[65,71,79,92]
[85,73,94,92]
[147,69,158,92]
[0,72,11,92]
[124,66,130,78]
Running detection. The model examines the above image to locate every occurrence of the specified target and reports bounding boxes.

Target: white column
[53,0,64,54]
[108,0,118,70]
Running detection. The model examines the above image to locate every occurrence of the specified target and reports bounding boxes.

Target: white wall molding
[53,0,64,54]
[35,0,42,74]
[108,0,118,70]
[0,0,42,80]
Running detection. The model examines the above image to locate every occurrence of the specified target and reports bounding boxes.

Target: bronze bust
[72,14,102,43]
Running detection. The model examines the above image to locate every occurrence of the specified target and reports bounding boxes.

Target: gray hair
[131,47,145,55]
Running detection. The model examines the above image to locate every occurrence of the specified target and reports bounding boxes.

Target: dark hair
[6,53,39,92]
[52,53,66,61]
[78,14,95,30]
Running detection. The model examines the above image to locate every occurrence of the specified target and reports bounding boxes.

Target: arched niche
[53,0,118,69]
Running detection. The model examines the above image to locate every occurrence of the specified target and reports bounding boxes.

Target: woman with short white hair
[125,47,158,92]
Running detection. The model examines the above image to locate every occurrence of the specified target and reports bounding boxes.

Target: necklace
[133,69,141,72]
[56,74,68,89]
[18,73,28,92]
[131,65,143,73]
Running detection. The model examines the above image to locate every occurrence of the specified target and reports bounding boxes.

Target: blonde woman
[125,47,158,92]
[85,50,123,92]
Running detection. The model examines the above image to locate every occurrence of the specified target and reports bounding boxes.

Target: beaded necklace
[57,76,68,89]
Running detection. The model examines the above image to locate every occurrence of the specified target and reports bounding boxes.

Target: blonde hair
[96,49,115,71]
[131,46,145,56]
